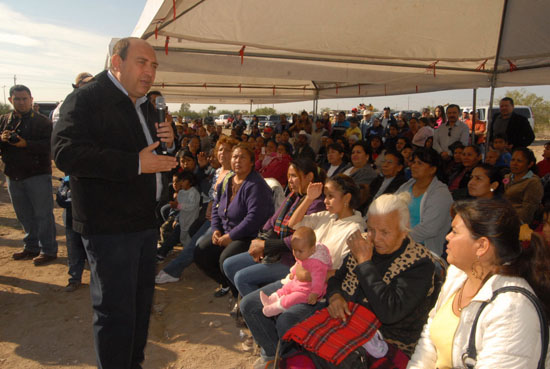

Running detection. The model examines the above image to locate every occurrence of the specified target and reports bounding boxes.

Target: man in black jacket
[1,85,58,265]
[52,37,177,369]
[489,97,535,148]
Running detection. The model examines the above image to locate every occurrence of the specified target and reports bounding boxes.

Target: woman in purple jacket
[194,144,274,297]
[223,158,327,298]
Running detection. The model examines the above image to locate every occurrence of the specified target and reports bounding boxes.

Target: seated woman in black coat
[362,149,408,214]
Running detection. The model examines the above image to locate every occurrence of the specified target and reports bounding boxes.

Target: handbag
[461,286,549,369]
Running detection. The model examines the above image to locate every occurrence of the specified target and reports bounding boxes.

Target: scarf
[283,302,380,365]
[273,192,301,239]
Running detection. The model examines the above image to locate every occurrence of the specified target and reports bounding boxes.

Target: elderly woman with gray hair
[277,193,440,368]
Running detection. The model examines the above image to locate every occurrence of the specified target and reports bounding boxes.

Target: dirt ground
[0,166,258,369]
[0,139,547,369]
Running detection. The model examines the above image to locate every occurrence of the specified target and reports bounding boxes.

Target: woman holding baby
[244,191,439,369]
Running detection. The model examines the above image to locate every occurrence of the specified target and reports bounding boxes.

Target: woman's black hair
[327,174,361,210]
[412,147,442,179]
[452,198,550,316]
[412,147,440,168]
[290,158,326,184]
[473,163,504,196]
[511,146,538,175]
[368,135,384,155]
[435,105,447,121]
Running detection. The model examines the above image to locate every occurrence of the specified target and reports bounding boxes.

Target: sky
[1,1,550,114]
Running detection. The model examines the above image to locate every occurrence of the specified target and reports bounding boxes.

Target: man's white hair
[367,193,411,232]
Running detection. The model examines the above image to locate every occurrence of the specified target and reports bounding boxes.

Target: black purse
[461,286,549,369]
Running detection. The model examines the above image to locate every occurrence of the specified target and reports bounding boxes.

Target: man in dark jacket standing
[52,37,177,369]
[1,85,58,265]
[489,97,535,148]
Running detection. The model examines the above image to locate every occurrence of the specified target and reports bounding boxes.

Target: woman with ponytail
[408,198,550,369]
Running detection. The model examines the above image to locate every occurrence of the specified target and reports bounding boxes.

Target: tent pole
[471,88,477,145]
[250,99,253,114]
[486,0,509,151]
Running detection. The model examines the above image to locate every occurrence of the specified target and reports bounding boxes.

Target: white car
[215,114,231,126]
[463,105,534,131]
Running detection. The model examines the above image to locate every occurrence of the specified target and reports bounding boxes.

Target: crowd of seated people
[151,101,548,369]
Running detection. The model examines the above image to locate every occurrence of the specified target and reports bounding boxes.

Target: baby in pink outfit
[260,226,332,317]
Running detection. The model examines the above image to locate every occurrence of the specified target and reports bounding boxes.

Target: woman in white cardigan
[408,198,550,369]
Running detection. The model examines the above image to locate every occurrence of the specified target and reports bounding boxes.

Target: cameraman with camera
[0,85,58,265]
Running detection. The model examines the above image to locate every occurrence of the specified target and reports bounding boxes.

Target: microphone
[155,96,168,154]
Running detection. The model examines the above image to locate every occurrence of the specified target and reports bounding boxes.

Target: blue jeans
[7,174,58,256]
[163,221,211,278]
[223,252,291,296]
[240,281,322,359]
[82,228,157,369]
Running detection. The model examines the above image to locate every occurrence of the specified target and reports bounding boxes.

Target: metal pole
[486,0,509,151]
[2,85,6,104]
[249,99,252,114]
[471,88,477,145]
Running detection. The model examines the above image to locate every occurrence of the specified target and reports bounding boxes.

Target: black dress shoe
[12,250,40,260]
[33,254,57,266]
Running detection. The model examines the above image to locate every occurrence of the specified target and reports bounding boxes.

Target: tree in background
[0,103,11,115]
[502,89,550,134]
[207,105,216,115]
[252,107,277,116]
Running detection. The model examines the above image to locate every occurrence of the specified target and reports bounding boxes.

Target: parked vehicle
[215,114,231,127]
[35,101,59,119]
[263,115,281,129]
[462,105,534,131]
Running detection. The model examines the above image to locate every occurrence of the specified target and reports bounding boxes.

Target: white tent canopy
[129,0,550,104]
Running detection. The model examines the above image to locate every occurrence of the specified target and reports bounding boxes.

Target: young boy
[175,171,201,246]
[491,134,512,168]
[345,118,362,140]
[157,171,200,261]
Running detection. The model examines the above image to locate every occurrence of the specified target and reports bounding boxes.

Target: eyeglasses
[448,125,453,137]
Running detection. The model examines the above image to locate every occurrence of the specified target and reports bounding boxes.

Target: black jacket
[0,111,52,180]
[52,70,165,235]
[489,111,534,148]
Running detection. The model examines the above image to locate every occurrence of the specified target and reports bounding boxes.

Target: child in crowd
[157,171,200,261]
[159,173,184,243]
[260,227,332,317]
[492,134,512,167]
[443,141,464,181]
[384,124,399,151]
[536,141,550,177]
[175,171,201,246]
[345,118,362,140]
[412,117,434,148]
[484,147,500,166]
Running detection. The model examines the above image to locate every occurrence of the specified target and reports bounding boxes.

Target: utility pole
[13,75,17,86]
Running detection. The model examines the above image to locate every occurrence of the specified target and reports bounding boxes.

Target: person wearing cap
[381,107,397,129]
[51,72,94,126]
[263,126,274,141]
[293,130,315,162]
